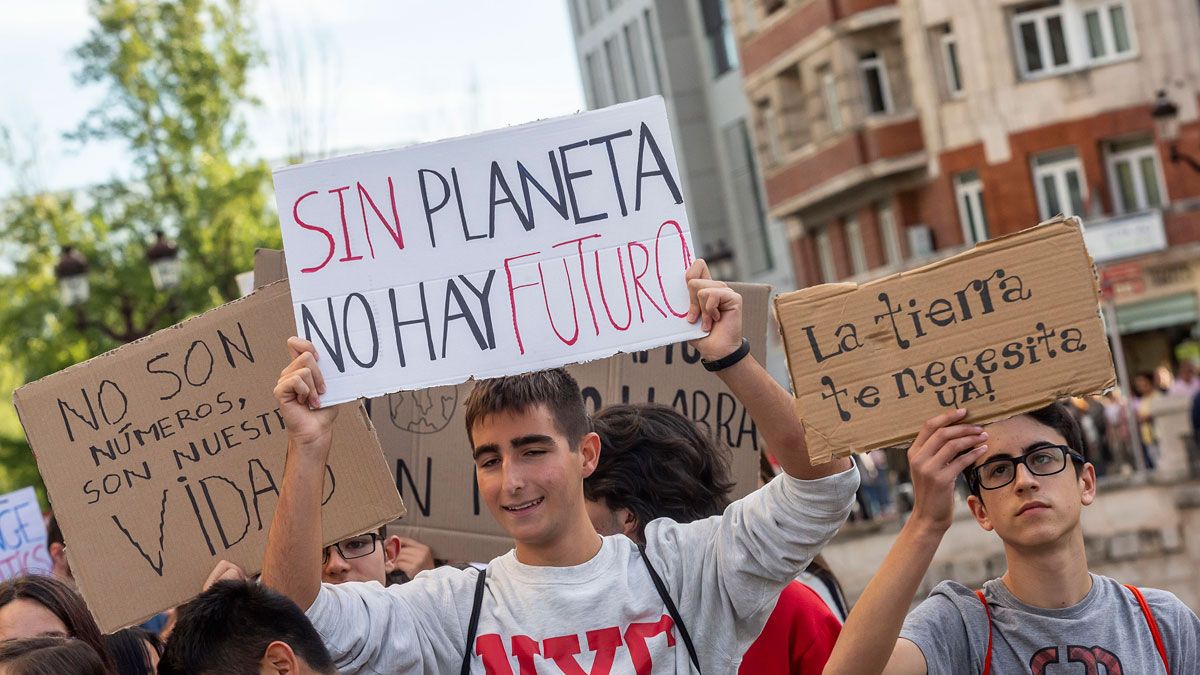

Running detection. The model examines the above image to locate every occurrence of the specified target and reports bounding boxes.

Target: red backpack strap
[975,589,992,675]
[1125,584,1170,673]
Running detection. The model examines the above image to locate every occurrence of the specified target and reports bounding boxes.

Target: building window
[643,8,665,94]
[1083,2,1133,60]
[877,202,902,265]
[570,0,587,35]
[604,37,629,103]
[845,217,867,275]
[701,0,739,78]
[858,51,893,115]
[815,227,837,282]
[819,65,843,132]
[1033,149,1087,220]
[585,51,610,108]
[1013,2,1071,78]
[724,120,772,274]
[955,171,989,244]
[1105,137,1166,213]
[740,0,759,34]
[623,22,650,98]
[1012,1,1136,79]
[755,99,783,166]
[940,27,964,97]
[585,0,604,26]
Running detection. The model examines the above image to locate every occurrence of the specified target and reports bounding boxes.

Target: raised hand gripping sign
[273,97,703,405]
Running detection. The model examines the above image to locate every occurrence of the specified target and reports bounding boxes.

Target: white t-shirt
[305,467,859,674]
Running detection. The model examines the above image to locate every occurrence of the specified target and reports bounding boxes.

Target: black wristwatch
[701,338,751,372]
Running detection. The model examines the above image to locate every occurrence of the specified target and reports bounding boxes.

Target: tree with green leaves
[0,0,280,501]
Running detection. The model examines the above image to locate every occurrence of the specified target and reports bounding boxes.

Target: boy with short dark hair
[159,580,336,675]
[825,403,1200,674]
[262,261,859,673]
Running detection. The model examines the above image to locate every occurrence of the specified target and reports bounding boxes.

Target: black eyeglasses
[322,533,379,564]
[968,444,1086,490]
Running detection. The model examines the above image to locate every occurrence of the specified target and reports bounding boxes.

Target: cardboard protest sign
[273,97,702,405]
[253,248,288,289]
[13,282,404,631]
[374,284,772,562]
[0,486,51,580]
[775,217,1116,464]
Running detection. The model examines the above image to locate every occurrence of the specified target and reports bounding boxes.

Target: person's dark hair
[158,580,335,675]
[46,514,64,548]
[963,401,1086,497]
[104,627,160,675]
[585,403,735,540]
[464,368,590,448]
[0,575,115,671]
[0,636,111,675]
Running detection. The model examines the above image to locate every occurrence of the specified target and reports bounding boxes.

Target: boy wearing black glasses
[321,529,435,586]
[825,403,1199,675]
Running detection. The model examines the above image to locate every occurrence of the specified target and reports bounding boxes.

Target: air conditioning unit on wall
[907,224,934,258]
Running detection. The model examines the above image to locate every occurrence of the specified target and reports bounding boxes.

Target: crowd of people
[1,264,1197,673]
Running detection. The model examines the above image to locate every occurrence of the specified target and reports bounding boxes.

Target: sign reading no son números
[273,96,704,405]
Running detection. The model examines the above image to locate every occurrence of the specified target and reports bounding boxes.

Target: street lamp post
[53,233,183,343]
[54,246,90,307]
[146,231,182,291]
[1151,90,1200,174]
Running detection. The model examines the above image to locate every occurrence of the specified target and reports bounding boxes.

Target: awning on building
[1115,292,1199,333]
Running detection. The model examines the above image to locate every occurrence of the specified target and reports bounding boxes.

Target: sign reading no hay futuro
[274,96,704,405]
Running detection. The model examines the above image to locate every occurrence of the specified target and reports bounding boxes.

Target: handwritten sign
[775,217,1116,463]
[375,284,773,562]
[13,282,404,631]
[0,487,50,580]
[273,97,702,405]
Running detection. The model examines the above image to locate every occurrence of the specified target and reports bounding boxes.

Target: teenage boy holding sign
[261,261,858,674]
[825,404,1199,675]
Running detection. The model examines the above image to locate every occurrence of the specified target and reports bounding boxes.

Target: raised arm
[261,337,339,610]
[823,410,987,675]
[684,260,852,479]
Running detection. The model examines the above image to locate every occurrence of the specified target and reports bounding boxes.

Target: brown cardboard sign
[13,282,405,631]
[373,284,772,562]
[774,217,1116,464]
[253,248,288,289]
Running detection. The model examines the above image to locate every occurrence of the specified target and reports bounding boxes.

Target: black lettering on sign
[57,380,129,443]
[111,488,169,576]
[395,457,432,517]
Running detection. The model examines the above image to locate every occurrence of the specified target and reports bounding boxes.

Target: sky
[0,0,587,195]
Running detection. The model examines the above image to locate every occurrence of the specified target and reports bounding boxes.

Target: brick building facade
[732,0,1200,373]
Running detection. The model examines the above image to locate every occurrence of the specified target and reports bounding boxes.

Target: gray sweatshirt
[901,574,1200,674]
[305,466,859,674]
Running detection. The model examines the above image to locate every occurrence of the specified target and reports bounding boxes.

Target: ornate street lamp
[146,231,182,291]
[55,232,183,343]
[54,246,90,307]
[1151,90,1200,173]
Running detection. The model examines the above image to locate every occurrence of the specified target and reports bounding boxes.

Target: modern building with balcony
[734,0,1200,373]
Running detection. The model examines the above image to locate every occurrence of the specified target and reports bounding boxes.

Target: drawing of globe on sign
[388,384,459,434]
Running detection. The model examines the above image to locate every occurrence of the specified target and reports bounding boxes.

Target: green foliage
[0,0,281,504]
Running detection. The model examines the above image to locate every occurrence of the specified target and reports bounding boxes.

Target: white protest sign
[0,486,51,580]
[273,97,702,405]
